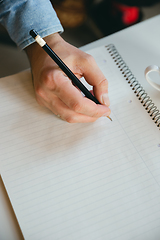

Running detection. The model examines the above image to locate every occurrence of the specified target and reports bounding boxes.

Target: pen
[29,30,112,121]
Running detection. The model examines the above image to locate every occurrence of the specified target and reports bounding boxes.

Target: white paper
[0,46,160,240]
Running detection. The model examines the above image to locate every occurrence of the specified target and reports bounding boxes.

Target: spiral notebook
[107,44,160,127]
[0,44,160,240]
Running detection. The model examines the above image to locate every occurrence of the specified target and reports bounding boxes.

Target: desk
[0,15,160,240]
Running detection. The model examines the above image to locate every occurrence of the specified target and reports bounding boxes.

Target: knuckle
[65,116,76,123]
[84,54,95,65]
[35,86,45,98]
[71,101,83,113]
[99,78,108,88]
[35,86,49,102]
[41,70,56,90]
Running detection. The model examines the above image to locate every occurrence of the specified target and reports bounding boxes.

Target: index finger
[51,70,110,118]
[80,54,110,106]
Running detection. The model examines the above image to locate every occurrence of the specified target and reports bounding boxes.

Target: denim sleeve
[0,0,63,49]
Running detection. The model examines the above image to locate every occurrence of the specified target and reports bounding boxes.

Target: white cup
[145,65,160,91]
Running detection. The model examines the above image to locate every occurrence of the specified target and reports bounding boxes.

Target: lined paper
[0,46,160,240]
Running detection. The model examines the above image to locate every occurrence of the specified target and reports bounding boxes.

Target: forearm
[0,0,63,49]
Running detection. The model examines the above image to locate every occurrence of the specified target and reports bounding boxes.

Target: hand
[25,33,111,123]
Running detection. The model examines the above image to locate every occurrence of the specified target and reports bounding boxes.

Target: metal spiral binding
[106,44,160,129]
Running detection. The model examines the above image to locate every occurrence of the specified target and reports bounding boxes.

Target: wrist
[25,32,63,66]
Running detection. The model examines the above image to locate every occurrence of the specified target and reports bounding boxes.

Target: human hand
[25,33,111,123]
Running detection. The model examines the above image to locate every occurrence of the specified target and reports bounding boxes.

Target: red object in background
[113,2,140,25]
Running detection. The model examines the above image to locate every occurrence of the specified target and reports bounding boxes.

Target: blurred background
[0,0,160,78]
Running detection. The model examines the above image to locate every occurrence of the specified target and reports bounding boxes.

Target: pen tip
[107,116,112,121]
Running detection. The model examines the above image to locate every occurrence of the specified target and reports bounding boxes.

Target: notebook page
[0,46,160,240]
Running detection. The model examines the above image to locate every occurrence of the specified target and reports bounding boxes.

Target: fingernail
[102,93,110,106]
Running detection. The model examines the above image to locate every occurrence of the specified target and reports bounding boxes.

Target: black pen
[29,30,112,121]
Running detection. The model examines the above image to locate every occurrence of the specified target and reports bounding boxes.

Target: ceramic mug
[145,65,160,91]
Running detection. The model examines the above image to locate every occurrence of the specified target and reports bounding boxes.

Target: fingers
[80,53,110,106]
[37,69,111,121]
[36,93,100,123]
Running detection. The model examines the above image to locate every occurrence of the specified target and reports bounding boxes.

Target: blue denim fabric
[0,0,63,49]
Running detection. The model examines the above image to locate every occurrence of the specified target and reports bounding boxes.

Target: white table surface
[1,14,160,240]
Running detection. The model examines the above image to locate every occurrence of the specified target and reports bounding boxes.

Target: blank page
[0,46,160,240]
